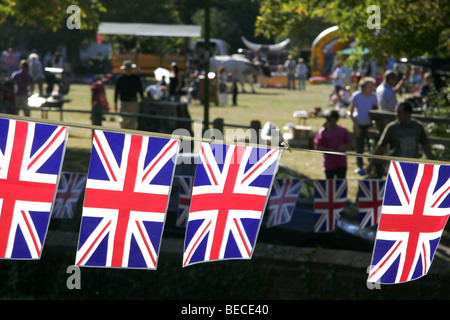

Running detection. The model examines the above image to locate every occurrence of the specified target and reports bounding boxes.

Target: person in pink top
[314,110,353,179]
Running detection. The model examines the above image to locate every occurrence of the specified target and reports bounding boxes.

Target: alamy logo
[366,5,381,30]
[66,265,81,289]
[66,5,81,30]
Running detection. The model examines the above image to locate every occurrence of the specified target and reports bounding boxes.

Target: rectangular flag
[358,179,385,229]
[75,130,179,269]
[176,176,193,227]
[183,142,281,266]
[368,161,450,284]
[0,118,68,259]
[52,172,87,219]
[266,178,303,228]
[313,179,347,232]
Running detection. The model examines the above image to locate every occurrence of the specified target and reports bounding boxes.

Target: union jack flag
[0,118,68,259]
[368,161,450,284]
[75,130,179,269]
[266,178,303,228]
[176,176,193,227]
[183,143,281,266]
[358,179,385,229]
[52,172,87,219]
[313,179,347,232]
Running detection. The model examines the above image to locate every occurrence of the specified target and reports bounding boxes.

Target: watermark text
[66,265,81,290]
[66,5,81,30]
[366,5,381,30]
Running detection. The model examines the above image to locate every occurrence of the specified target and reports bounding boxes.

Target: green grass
[32,81,370,200]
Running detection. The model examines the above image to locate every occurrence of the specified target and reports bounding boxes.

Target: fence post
[250,120,261,144]
[212,117,224,134]
[91,103,103,127]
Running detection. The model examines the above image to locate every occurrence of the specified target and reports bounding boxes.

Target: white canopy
[98,22,202,38]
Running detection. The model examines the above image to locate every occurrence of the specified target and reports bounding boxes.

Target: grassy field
[29,80,372,200]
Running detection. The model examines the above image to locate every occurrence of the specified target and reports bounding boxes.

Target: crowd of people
[272,55,308,91]
[2,44,438,179]
[115,59,210,130]
[139,51,307,109]
[267,53,438,180]
[0,47,66,116]
[314,61,438,180]
[1,47,64,79]
[112,51,439,179]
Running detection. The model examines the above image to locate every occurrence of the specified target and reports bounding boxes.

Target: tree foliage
[254,0,450,62]
[0,0,106,32]
[1,0,264,56]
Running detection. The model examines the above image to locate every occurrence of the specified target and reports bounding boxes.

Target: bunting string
[1,112,448,166]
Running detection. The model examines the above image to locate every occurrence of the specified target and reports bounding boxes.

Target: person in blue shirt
[350,77,378,173]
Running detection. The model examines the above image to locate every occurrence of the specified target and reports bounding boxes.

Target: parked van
[191,38,228,56]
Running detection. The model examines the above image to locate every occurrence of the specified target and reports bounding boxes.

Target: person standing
[4,48,18,77]
[314,110,352,179]
[330,62,345,97]
[216,66,228,106]
[296,58,307,91]
[11,60,34,116]
[114,60,143,130]
[349,77,378,174]
[168,62,182,102]
[419,72,433,105]
[376,69,409,111]
[365,101,434,177]
[52,52,64,69]
[284,55,296,90]
[43,51,52,67]
[229,73,238,106]
[91,79,110,112]
[28,53,45,96]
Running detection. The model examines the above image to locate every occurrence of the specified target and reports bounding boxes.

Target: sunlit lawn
[33,80,367,199]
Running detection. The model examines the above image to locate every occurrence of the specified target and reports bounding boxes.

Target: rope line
[1,112,448,166]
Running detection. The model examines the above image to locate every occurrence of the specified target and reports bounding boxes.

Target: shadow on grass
[246,90,284,96]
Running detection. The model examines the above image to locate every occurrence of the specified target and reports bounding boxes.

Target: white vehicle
[191,38,228,56]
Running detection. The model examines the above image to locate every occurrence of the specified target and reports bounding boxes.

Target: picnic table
[28,94,72,120]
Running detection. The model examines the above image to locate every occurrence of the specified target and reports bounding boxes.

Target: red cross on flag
[183,142,281,266]
[75,130,179,269]
[0,118,68,259]
[368,161,450,284]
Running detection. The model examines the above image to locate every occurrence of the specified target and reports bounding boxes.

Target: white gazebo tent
[98,22,202,74]
[97,22,202,38]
